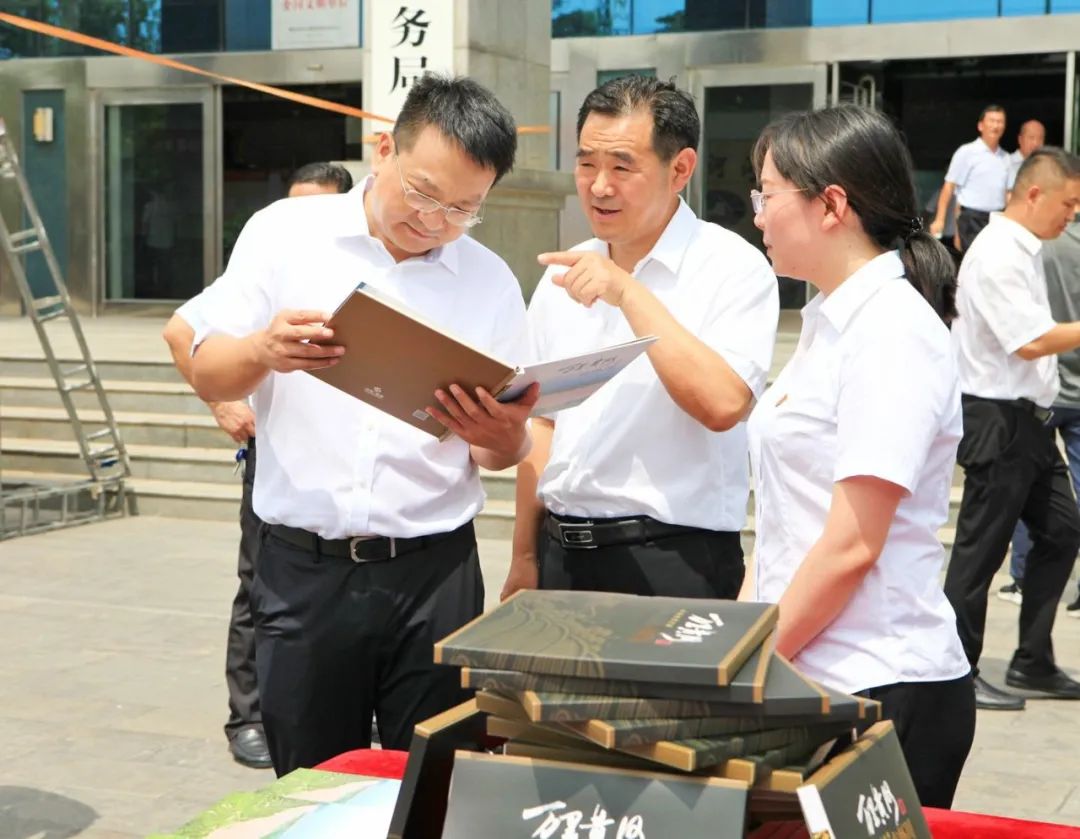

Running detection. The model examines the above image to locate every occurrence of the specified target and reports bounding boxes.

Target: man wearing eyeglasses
[187,74,537,775]
[502,75,778,604]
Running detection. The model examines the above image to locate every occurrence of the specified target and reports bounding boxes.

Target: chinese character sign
[370,1,455,124]
[271,0,360,50]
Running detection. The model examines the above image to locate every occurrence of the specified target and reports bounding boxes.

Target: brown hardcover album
[307,283,656,439]
[307,283,517,440]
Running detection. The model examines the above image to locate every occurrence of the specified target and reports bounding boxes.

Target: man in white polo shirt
[946,147,1080,711]
[187,75,537,775]
[163,163,353,771]
[930,105,1009,253]
[502,76,778,602]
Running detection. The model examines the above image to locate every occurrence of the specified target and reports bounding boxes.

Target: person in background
[187,75,538,775]
[162,162,354,770]
[745,104,974,808]
[1002,216,1080,617]
[930,105,1009,253]
[946,148,1080,712]
[1007,120,1047,196]
[503,75,778,603]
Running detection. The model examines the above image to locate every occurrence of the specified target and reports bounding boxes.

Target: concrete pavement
[0,516,1078,836]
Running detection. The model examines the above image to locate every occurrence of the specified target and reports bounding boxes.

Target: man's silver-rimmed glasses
[750,188,807,214]
[394,155,483,228]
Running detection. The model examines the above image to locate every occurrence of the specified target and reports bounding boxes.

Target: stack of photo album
[387,589,932,838]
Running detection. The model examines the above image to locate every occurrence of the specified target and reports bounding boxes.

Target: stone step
[0,376,207,414]
[0,356,183,384]
[1,434,968,526]
[0,405,234,449]
[1,465,960,551]
[2,437,243,484]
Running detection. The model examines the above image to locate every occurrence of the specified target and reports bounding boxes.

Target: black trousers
[957,207,992,252]
[857,674,976,810]
[538,515,745,598]
[224,435,262,741]
[944,397,1080,676]
[252,520,483,775]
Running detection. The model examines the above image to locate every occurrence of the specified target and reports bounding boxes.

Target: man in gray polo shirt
[931,105,1010,253]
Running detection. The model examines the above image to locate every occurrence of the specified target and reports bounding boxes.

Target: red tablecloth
[317,749,1080,838]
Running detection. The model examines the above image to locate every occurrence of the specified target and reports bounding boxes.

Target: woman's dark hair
[288,162,353,194]
[393,73,517,184]
[752,105,956,325]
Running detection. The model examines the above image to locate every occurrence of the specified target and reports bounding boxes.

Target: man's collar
[813,250,905,334]
[989,212,1043,257]
[333,175,459,274]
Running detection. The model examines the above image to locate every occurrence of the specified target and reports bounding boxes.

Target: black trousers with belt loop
[944,396,1080,677]
[251,520,482,776]
[538,512,745,598]
[224,435,262,742]
[957,206,992,252]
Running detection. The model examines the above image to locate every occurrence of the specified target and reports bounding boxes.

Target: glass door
[99,88,216,303]
[690,65,827,309]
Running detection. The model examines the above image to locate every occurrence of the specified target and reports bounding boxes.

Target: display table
[315,748,1080,839]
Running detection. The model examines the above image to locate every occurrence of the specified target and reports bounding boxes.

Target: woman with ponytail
[740,105,974,808]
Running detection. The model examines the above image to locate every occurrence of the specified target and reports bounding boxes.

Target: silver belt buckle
[349,536,396,562]
[558,522,597,549]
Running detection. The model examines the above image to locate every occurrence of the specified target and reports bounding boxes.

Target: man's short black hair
[393,73,517,183]
[979,104,1006,121]
[576,75,700,161]
[1013,146,1080,195]
[288,162,353,194]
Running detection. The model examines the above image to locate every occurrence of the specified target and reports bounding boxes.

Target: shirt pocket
[767,381,839,491]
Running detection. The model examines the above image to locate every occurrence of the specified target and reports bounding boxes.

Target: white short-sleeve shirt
[748,251,969,695]
[175,290,254,412]
[953,213,1058,407]
[944,138,1010,212]
[530,198,779,531]
[193,178,529,540]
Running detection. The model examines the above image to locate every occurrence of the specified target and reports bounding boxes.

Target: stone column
[451,0,574,298]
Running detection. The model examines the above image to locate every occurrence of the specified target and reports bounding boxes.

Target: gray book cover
[435,590,777,687]
[461,628,773,704]
[621,721,854,773]
[502,654,830,722]
[797,721,931,839]
[441,751,750,839]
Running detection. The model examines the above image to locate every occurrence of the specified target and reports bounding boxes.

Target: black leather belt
[267,522,461,563]
[545,513,706,550]
[962,394,1053,424]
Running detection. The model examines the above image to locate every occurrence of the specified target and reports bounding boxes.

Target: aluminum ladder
[0,117,130,539]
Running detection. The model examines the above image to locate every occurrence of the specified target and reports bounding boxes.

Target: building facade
[1,1,1078,313]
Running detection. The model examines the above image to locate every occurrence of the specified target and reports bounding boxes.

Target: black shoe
[996,581,1022,605]
[973,675,1026,710]
[1005,667,1080,699]
[229,726,273,769]
[1066,596,1080,618]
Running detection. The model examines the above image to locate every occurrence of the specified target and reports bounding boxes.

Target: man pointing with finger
[189,74,536,775]
[503,75,778,602]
